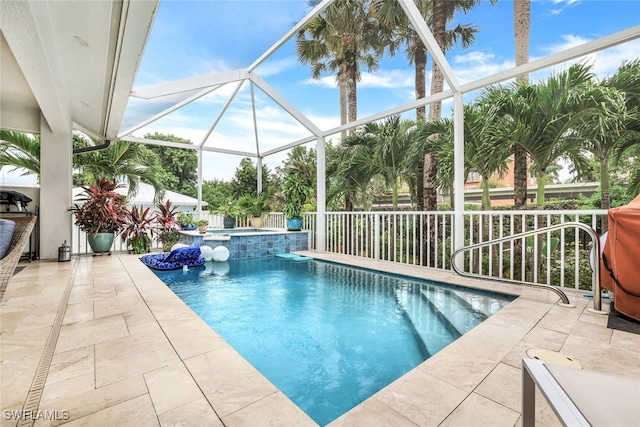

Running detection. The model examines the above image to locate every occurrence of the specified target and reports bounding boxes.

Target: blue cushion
[140,246,205,270]
[0,219,16,259]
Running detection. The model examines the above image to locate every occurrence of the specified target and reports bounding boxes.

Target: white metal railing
[451,222,603,310]
[324,211,454,268]
[323,209,607,296]
[70,209,608,297]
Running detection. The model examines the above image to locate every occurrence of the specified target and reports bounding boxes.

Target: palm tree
[73,139,165,199]
[463,103,511,209]
[371,0,482,210]
[1,130,165,199]
[343,116,416,209]
[329,134,378,206]
[502,64,598,207]
[0,130,41,180]
[296,0,384,135]
[406,119,453,204]
[581,60,640,219]
[424,0,492,211]
[513,0,530,210]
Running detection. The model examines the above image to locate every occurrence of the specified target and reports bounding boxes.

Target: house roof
[73,182,206,208]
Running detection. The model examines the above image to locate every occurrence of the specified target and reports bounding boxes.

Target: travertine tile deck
[1,252,638,426]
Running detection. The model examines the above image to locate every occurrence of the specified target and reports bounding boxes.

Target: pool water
[153,258,512,425]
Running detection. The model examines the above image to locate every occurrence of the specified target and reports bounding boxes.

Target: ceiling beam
[119,85,219,138]
[250,72,322,136]
[460,24,640,95]
[398,0,460,92]
[104,0,160,140]
[0,0,70,133]
[131,69,250,99]
[248,0,334,72]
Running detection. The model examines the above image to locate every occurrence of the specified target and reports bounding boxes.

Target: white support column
[316,136,326,252]
[197,148,203,215]
[257,157,263,194]
[39,117,72,259]
[453,92,465,269]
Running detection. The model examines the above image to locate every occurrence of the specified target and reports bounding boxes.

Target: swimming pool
[153,258,512,425]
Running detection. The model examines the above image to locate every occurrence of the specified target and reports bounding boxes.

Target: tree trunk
[600,152,610,233]
[513,0,530,209]
[339,63,347,139]
[415,35,427,121]
[415,36,427,211]
[513,0,530,280]
[536,173,546,207]
[345,40,357,135]
[425,0,446,212]
[481,176,491,210]
[422,0,447,267]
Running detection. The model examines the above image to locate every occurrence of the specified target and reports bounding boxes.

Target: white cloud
[254,57,300,77]
[547,0,581,16]
[359,70,415,89]
[300,69,415,90]
[301,75,337,88]
[537,35,640,80]
[454,51,496,64]
[450,50,515,84]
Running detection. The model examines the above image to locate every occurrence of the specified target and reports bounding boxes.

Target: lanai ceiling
[0,0,158,140]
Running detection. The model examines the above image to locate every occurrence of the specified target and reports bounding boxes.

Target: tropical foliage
[70,178,129,235]
[121,205,155,254]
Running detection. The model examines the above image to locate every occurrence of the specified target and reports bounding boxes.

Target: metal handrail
[450,222,604,312]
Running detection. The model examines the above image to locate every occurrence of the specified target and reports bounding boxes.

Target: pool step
[275,253,313,262]
[395,286,459,358]
[275,253,299,259]
[420,287,488,336]
[396,285,496,357]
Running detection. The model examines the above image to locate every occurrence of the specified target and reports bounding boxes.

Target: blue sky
[123,0,640,182]
[2,0,639,185]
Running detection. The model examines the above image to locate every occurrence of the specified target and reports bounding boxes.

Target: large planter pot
[286,218,302,231]
[181,224,197,231]
[249,216,263,228]
[223,217,235,229]
[87,232,114,254]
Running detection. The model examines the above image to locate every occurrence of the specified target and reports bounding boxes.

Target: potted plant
[177,212,196,230]
[197,219,208,234]
[217,201,239,229]
[282,174,308,231]
[70,178,128,254]
[239,192,271,228]
[156,200,180,252]
[121,205,154,254]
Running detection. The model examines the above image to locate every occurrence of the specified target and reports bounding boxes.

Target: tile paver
[1,252,639,427]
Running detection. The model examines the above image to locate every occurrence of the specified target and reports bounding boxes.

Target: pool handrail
[450,222,604,312]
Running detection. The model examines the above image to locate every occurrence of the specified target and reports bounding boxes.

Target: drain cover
[525,348,582,369]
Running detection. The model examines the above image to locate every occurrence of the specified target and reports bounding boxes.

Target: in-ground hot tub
[179,228,309,260]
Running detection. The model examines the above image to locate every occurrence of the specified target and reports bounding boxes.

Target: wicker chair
[0,216,37,302]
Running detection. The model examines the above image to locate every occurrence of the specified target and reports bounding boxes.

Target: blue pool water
[153,258,512,425]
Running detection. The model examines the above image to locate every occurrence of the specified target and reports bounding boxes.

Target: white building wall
[39,117,72,259]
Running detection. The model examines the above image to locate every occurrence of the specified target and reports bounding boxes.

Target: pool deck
[1,252,639,426]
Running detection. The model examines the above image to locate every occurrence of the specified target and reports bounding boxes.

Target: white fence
[323,210,606,294]
[72,209,607,295]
